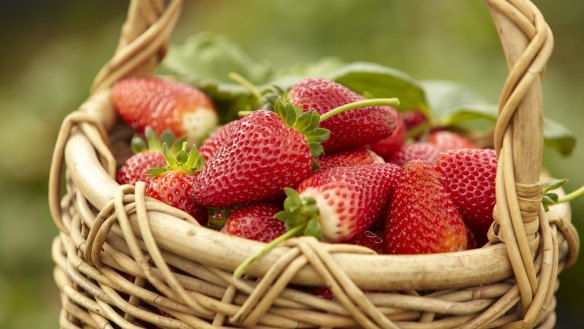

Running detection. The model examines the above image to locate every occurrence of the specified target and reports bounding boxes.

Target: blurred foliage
[0,0,582,328]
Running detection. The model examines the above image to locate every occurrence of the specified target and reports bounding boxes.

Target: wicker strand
[487,0,558,319]
[91,0,182,93]
[49,107,114,234]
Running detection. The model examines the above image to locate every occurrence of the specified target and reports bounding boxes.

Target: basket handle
[48,0,182,234]
[91,0,182,93]
[487,0,554,320]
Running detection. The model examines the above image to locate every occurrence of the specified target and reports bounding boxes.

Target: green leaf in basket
[543,117,576,157]
[329,62,430,115]
[421,80,494,122]
[421,80,576,156]
[330,62,429,114]
[162,32,273,85]
[268,57,347,90]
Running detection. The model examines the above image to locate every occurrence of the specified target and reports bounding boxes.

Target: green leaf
[162,32,273,85]
[543,178,569,192]
[330,62,429,114]
[543,117,576,156]
[421,80,576,156]
[421,80,494,125]
[269,57,347,90]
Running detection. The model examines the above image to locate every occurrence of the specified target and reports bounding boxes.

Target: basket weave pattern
[49,0,580,328]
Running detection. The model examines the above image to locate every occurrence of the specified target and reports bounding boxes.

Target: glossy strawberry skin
[384,160,467,254]
[116,151,166,185]
[434,148,497,246]
[192,110,313,207]
[370,115,406,160]
[221,204,285,243]
[288,78,397,153]
[199,120,239,160]
[112,77,218,143]
[427,130,476,152]
[298,163,401,242]
[146,171,208,225]
[389,142,442,167]
[317,148,384,171]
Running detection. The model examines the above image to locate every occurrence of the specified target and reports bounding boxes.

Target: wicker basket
[48,1,580,328]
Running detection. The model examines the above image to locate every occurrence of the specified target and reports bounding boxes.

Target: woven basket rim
[60,130,573,290]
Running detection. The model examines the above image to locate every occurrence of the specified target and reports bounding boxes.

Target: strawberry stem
[229,72,263,101]
[233,223,307,279]
[238,110,254,117]
[556,185,584,204]
[319,98,400,122]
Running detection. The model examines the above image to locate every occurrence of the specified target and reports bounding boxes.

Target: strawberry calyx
[276,188,322,238]
[131,126,186,154]
[232,188,321,279]
[542,177,584,211]
[207,208,231,230]
[149,142,205,176]
[272,98,330,159]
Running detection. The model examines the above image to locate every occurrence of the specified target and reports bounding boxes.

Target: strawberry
[317,148,384,170]
[346,230,384,254]
[389,142,441,167]
[112,76,218,144]
[434,148,497,246]
[384,160,467,254]
[401,110,428,130]
[199,120,239,160]
[117,151,165,185]
[233,163,401,278]
[221,204,286,243]
[116,128,183,185]
[280,163,401,242]
[369,115,406,160]
[145,143,208,225]
[311,287,335,300]
[427,130,476,151]
[192,101,328,207]
[288,78,398,153]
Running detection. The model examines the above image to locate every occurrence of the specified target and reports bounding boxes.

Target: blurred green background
[0,1,581,328]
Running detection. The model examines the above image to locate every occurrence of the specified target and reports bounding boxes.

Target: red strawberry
[117,152,165,185]
[346,230,384,254]
[116,128,183,185]
[233,163,402,278]
[317,148,384,170]
[312,287,335,300]
[221,204,286,243]
[192,101,328,207]
[288,78,398,152]
[282,163,401,242]
[199,120,239,160]
[401,110,428,130]
[112,77,218,144]
[389,142,441,167]
[145,144,208,225]
[434,148,497,246]
[427,130,476,151]
[384,160,467,254]
[369,115,406,160]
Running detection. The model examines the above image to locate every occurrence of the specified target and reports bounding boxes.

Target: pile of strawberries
[113,75,498,258]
